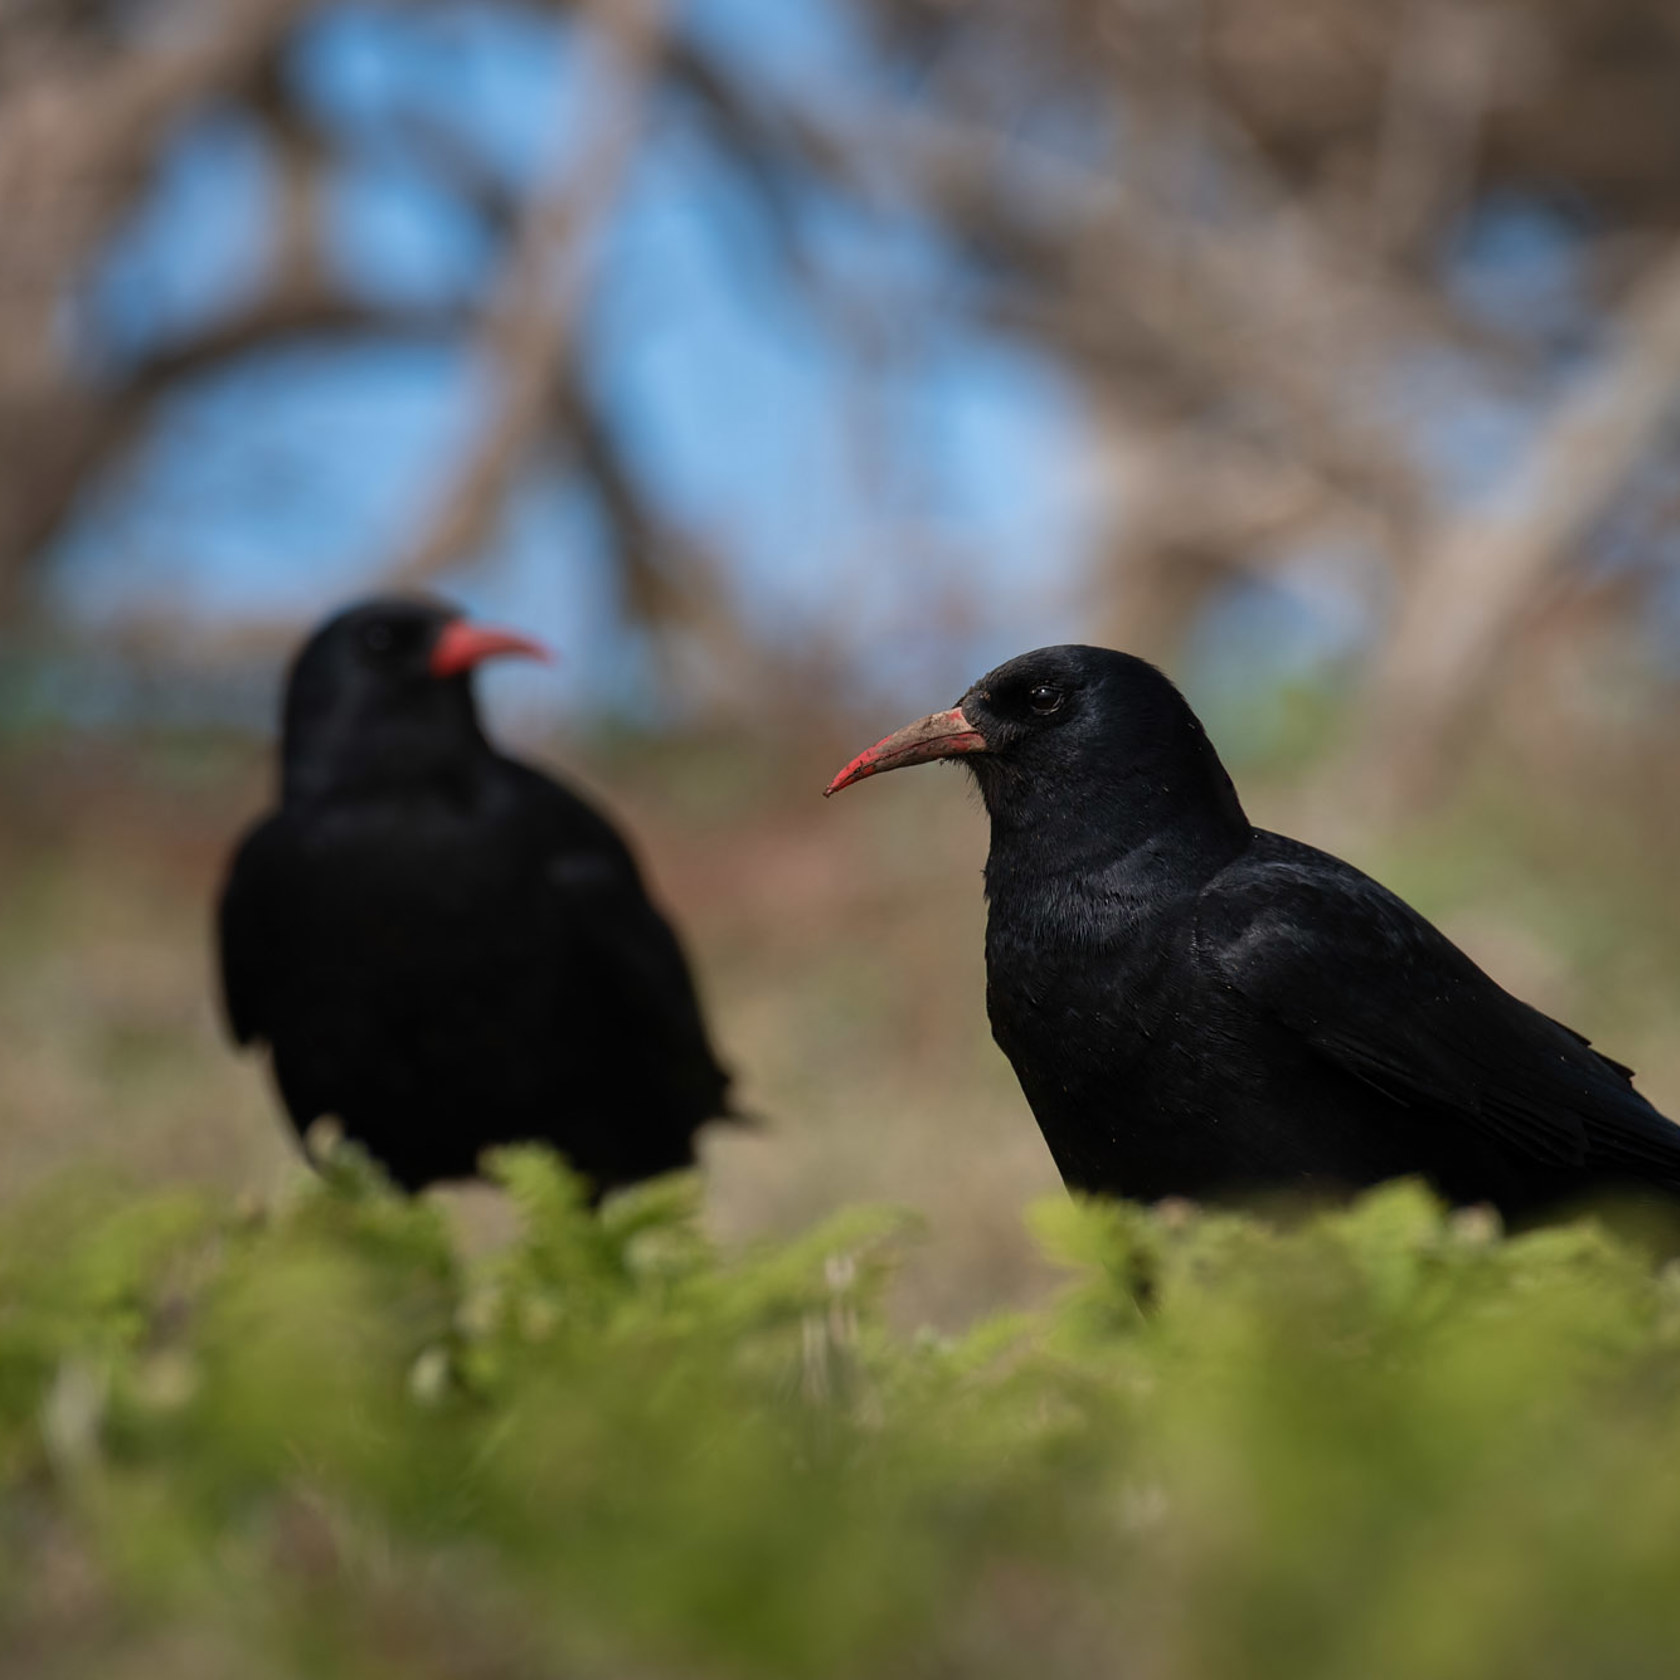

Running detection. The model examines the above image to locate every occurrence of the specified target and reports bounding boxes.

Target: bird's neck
[978,757,1252,922]
[283,725,495,807]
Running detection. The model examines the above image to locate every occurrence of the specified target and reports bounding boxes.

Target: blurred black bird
[219,597,732,1194]
[826,644,1680,1221]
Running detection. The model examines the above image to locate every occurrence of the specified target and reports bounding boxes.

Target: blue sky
[46,0,1101,728]
[36,0,1623,737]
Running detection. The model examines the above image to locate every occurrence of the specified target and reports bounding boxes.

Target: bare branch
[1350,233,1680,798]
[0,0,321,394]
[384,0,667,591]
[0,287,469,591]
[0,0,328,612]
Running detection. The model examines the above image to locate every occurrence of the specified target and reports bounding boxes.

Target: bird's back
[985,825,1680,1217]
[220,756,729,1191]
[1194,831,1680,1213]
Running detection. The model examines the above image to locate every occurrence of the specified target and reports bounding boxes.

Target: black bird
[219,597,731,1194]
[826,644,1680,1220]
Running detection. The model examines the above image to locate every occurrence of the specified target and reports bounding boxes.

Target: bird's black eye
[1027,683,1064,716]
[362,622,396,656]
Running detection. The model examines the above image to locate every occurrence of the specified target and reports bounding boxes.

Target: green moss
[3,1157,1680,1677]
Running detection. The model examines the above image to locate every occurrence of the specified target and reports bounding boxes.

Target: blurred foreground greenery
[5,1150,1680,1680]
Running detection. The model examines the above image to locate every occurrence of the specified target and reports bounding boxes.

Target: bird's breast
[983,888,1185,1076]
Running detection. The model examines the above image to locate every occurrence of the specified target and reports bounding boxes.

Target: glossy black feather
[218,598,730,1193]
[939,645,1680,1219]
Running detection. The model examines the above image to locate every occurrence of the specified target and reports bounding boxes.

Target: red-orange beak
[824,706,987,796]
[429,619,552,678]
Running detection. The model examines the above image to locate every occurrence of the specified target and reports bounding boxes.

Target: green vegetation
[5,1149,1680,1679]
[7,734,1680,1675]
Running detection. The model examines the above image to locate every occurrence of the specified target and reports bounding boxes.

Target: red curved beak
[824,706,987,797]
[429,619,552,678]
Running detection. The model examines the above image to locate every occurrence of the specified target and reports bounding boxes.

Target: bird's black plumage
[827,644,1680,1219]
[219,597,731,1194]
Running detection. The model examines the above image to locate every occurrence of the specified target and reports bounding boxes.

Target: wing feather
[216,816,296,1048]
[517,767,732,1125]
[1195,845,1680,1185]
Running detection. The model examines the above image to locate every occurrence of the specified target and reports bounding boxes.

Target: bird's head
[826,644,1248,856]
[281,597,551,801]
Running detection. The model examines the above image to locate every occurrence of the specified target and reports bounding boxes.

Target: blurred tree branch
[0,0,322,612]
[1351,232,1680,801]
[387,0,666,591]
[4,0,1680,783]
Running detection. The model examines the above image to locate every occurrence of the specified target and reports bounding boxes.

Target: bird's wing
[1193,841,1680,1182]
[519,768,733,1121]
[216,815,296,1048]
